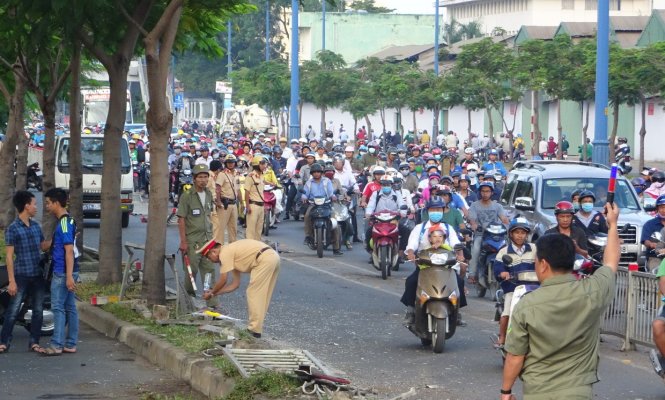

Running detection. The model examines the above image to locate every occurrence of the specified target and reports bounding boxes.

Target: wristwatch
[500,389,512,395]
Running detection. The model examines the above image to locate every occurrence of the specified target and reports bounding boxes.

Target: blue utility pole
[322,0,326,51]
[227,20,232,76]
[289,0,301,140]
[266,1,270,61]
[592,0,610,166]
[433,0,440,140]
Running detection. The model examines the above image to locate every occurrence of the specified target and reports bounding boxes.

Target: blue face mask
[581,203,594,213]
[429,211,443,223]
[381,187,391,195]
[572,202,580,211]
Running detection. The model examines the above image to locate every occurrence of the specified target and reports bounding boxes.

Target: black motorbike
[0,265,54,336]
[27,162,43,192]
[309,197,333,258]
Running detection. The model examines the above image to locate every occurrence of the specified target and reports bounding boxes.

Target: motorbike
[369,210,401,280]
[615,143,632,175]
[262,184,278,236]
[309,197,334,258]
[477,223,507,299]
[166,168,194,224]
[406,248,461,353]
[332,197,353,249]
[27,162,43,191]
[142,162,151,195]
[289,174,305,221]
[132,161,140,191]
[0,265,54,336]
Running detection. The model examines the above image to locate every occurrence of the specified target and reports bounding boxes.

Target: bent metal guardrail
[601,267,660,350]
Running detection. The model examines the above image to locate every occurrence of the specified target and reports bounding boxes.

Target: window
[585,0,618,10]
[513,179,534,201]
[501,174,517,205]
[540,178,639,210]
[562,0,574,10]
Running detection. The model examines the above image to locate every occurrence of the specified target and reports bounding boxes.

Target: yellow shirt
[263,168,281,189]
[421,133,430,145]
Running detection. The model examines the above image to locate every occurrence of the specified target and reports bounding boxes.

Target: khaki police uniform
[218,239,280,333]
[244,171,265,241]
[176,185,217,306]
[216,168,239,243]
[505,266,615,399]
[207,172,220,240]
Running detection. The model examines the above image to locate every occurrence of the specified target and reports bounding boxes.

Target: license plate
[35,171,43,176]
[620,245,628,254]
[83,204,101,211]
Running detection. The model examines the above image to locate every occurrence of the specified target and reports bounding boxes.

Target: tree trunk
[353,117,358,141]
[582,101,590,162]
[532,90,541,157]
[379,108,386,132]
[69,42,84,251]
[40,101,58,236]
[142,5,184,306]
[556,99,562,159]
[467,108,472,144]
[639,96,646,171]
[485,104,494,148]
[364,115,372,137]
[15,130,28,191]
[609,102,619,162]
[0,74,26,229]
[320,106,326,138]
[433,107,439,144]
[97,65,132,285]
[412,109,417,132]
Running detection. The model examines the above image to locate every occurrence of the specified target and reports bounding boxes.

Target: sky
[374,0,437,14]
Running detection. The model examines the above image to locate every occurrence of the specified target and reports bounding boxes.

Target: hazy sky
[374,0,437,14]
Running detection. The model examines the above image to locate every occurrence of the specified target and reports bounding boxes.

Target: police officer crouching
[198,239,280,338]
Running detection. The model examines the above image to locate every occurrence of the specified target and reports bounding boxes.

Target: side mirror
[651,231,663,243]
[399,205,408,211]
[644,197,657,212]
[514,197,535,211]
[502,254,513,265]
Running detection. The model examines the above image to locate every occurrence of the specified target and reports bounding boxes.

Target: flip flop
[41,346,62,356]
[63,347,77,353]
[30,344,45,354]
[0,344,8,354]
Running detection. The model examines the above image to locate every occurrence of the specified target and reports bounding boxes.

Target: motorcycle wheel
[432,317,447,353]
[26,311,54,336]
[263,210,272,237]
[379,245,389,280]
[316,227,324,258]
[477,286,487,298]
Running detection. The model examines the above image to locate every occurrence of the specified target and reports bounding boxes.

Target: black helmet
[578,190,595,203]
[310,163,323,173]
[653,171,665,183]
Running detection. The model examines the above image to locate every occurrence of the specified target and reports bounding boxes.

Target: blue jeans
[0,274,46,347]
[50,272,79,349]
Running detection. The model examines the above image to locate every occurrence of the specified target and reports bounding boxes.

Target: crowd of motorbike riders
[157,124,665,356]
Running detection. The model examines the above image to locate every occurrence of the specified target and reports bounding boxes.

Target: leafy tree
[347,0,394,13]
[563,39,596,161]
[342,71,376,137]
[514,39,548,155]
[608,45,641,161]
[542,35,575,158]
[443,18,484,44]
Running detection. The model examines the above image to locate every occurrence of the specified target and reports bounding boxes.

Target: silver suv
[499,160,651,267]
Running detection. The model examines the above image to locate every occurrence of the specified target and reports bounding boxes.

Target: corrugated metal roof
[615,31,642,48]
[446,34,515,54]
[369,44,435,61]
[610,16,650,31]
[560,22,598,37]
[522,26,558,40]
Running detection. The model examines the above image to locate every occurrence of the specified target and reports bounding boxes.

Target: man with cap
[244,156,267,241]
[481,149,507,177]
[216,155,240,244]
[280,137,293,159]
[196,146,213,167]
[199,239,280,338]
[177,163,217,306]
[344,146,361,173]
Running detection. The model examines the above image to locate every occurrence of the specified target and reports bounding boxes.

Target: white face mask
[400,170,409,177]
[369,148,376,154]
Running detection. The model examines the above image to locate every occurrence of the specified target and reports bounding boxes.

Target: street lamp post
[266,1,270,61]
[592,0,610,166]
[433,0,441,143]
[289,0,301,140]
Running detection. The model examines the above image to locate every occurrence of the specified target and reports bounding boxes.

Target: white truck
[220,103,274,134]
[54,134,134,228]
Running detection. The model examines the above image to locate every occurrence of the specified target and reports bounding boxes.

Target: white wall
[633,99,665,162]
[446,106,484,137]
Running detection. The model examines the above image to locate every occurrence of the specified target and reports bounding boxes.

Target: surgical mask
[434,155,441,160]
[398,153,406,160]
[415,166,423,173]
[381,187,391,195]
[174,149,181,155]
[213,154,219,159]
[369,148,376,154]
[400,169,409,177]
[196,151,201,157]
[429,211,443,223]
[573,202,580,211]
[468,171,477,178]
[378,161,386,167]
[359,151,367,156]
[581,203,594,213]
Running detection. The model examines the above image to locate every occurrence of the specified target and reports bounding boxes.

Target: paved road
[76,199,665,400]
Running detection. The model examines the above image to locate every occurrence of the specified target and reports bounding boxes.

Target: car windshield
[541,178,640,210]
[57,137,131,172]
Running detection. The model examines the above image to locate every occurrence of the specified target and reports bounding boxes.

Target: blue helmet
[489,149,499,156]
[657,195,665,207]
[509,216,531,233]
[359,145,368,152]
[426,195,446,209]
[478,181,494,191]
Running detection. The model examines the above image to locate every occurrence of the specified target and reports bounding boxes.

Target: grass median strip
[77,283,300,399]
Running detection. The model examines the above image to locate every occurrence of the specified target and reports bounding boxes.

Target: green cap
[193,164,209,176]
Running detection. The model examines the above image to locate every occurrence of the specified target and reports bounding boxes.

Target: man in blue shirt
[482,149,508,177]
[301,163,341,255]
[42,188,79,356]
[1,191,48,354]
[641,195,665,271]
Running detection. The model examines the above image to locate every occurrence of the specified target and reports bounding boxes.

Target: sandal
[41,346,63,356]
[30,344,45,354]
[0,344,8,354]
[63,347,77,353]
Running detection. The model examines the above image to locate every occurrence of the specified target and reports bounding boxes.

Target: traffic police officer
[216,154,240,244]
[244,155,266,240]
[199,239,280,338]
[177,163,217,306]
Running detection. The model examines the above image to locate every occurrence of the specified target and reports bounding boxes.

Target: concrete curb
[78,302,236,398]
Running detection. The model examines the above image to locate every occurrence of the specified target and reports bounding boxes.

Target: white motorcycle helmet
[385,167,399,178]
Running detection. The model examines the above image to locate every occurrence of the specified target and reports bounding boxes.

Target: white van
[54,134,134,227]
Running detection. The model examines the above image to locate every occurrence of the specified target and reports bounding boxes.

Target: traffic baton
[607,163,618,205]
[182,252,198,291]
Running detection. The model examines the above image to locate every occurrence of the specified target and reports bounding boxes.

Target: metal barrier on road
[601,267,661,350]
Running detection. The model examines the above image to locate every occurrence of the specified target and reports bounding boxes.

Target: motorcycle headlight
[448,290,458,306]
[588,236,608,248]
[419,290,431,304]
[430,253,449,265]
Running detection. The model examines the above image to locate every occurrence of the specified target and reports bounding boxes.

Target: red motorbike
[262,184,277,236]
[370,210,400,280]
